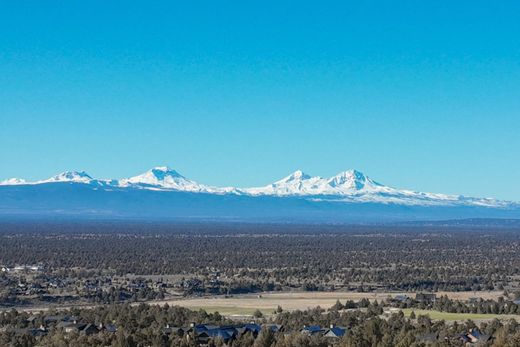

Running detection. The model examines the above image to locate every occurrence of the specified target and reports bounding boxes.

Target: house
[162,324,185,336]
[82,324,100,336]
[458,328,492,346]
[301,325,326,336]
[63,322,87,334]
[244,323,262,335]
[14,326,48,338]
[265,324,284,333]
[394,294,409,303]
[103,324,118,333]
[324,325,347,338]
[416,293,437,304]
[197,327,236,344]
[44,315,66,324]
[235,323,262,338]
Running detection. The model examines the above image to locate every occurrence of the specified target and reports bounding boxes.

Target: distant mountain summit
[118,166,208,192]
[0,178,27,185]
[42,171,94,184]
[0,166,514,210]
[245,169,384,196]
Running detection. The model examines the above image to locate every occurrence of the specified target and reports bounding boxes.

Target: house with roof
[99,323,117,333]
[264,324,284,333]
[301,325,326,336]
[324,325,347,338]
[394,294,410,303]
[458,328,492,346]
[416,293,437,304]
[63,322,88,334]
[162,324,186,337]
[196,327,237,344]
[13,326,48,338]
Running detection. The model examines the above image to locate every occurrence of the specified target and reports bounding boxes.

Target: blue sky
[1,1,519,200]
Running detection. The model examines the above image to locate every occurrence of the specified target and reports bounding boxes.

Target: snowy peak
[327,170,381,190]
[118,166,209,192]
[150,166,184,178]
[0,178,27,185]
[129,166,185,183]
[277,170,312,183]
[44,171,93,183]
[246,169,380,196]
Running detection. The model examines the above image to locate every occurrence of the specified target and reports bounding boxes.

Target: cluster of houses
[10,315,117,338]
[392,293,437,305]
[2,314,497,347]
[415,328,492,346]
[161,322,347,345]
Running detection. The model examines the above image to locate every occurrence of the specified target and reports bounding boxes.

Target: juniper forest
[2,221,520,346]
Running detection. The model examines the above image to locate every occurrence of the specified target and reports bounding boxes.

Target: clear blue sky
[1,1,519,200]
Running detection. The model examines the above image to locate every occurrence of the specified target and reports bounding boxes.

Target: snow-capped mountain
[0,167,513,208]
[0,178,27,185]
[245,169,384,196]
[1,166,519,222]
[244,169,506,207]
[118,166,238,194]
[118,166,207,191]
[39,171,95,184]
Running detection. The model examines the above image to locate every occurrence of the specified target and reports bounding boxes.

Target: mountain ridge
[0,166,515,208]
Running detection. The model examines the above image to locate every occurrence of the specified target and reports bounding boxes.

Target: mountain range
[1,167,518,222]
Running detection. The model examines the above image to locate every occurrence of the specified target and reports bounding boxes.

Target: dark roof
[65,323,87,330]
[470,329,482,339]
[200,328,234,341]
[244,323,262,333]
[57,321,75,329]
[266,324,283,332]
[304,326,322,332]
[193,324,218,334]
[13,328,48,337]
[302,325,325,335]
[162,326,183,334]
[44,315,64,323]
[82,324,100,335]
[104,324,117,333]
[394,295,409,301]
[325,327,346,337]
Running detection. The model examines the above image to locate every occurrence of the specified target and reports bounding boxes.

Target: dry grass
[162,290,505,314]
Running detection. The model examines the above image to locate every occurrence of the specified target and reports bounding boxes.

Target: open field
[164,290,506,314]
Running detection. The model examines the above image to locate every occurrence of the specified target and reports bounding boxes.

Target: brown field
[5,290,505,317]
[162,290,505,316]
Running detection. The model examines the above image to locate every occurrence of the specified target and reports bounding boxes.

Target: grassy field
[402,309,519,321]
[163,291,506,317]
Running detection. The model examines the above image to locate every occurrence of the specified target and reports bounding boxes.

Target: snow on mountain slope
[245,169,385,196]
[118,166,206,191]
[0,178,28,185]
[117,166,238,194]
[39,171,95,184]
[244,170,509,207]
[0,167,513,207]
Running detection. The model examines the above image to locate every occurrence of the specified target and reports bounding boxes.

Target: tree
[254,329,275,347]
